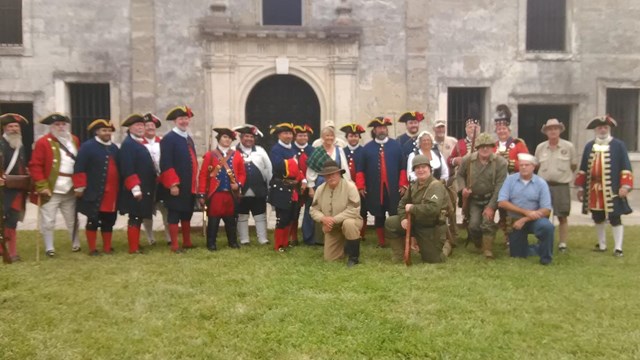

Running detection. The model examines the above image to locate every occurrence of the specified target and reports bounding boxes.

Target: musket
[202,128,214,237]
[0,150,11,264]
[461,127,477,247]
[404,212,412,266]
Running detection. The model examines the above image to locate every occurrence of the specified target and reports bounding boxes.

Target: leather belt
[546,181,569,186]
[58,172,73,177]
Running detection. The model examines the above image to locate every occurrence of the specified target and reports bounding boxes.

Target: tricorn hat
[293,124,314,134]
[398,111,425,123]
[165,106,193,121]
[40,113,71,125]
[269,122,295,135]
[87,119,115,133]
[121,113,145,127]
[213,127,236,141]
[540,118,566,134]
[233,124,263,138]
[367,116,393,128]
[317,159,346,176]
[340,123,366,135]
[586,115,617,130]
[0,113,28,127]
[143,113,162,128]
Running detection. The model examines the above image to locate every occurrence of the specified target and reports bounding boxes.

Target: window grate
[263,0,302,26]
[447,88,486,140]
[526,0,566,52]
[607,88,639,152]
[68,83,111,144]
[0,0,22,45]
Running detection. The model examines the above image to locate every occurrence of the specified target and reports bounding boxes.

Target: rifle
[460,128,477,237]
[404,212,412,266]
[202,128,214,237]
[0,151,11,264]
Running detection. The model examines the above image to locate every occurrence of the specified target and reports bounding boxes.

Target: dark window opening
[517,104,572,152]
[263,0,302,26]
[68,83,111,144]
[526,0,566,52]
[0,0,23,45]
[447,87,486,140]
[0,102,34,160]
[607,88,639,152]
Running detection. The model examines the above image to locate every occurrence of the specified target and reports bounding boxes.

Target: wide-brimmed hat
[367,116,393,128]
[270,122,295,135]
[121,113,145,127]
[398,111,425,123]
[586,115,617,130]
[540,118,566,134]
[213,127,236,141]
[165,105,193,121]
[318,160,345,176]
[87,119,115,133]
[340,123,366,135]
[40,113,71,125]
[293,124,314,134]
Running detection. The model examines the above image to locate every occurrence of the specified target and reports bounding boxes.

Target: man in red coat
[198,128,246,250]
[73,120,119,256]
[0,113,30,262]
[28,113,81,257]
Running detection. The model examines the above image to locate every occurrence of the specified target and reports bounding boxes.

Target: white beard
[3,133,22,149]
[52,128,71,141]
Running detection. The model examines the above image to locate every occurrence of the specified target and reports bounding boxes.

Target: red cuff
[72,173,87,188]
[574,171,586,187]
[356,172,365,190]
[160,168,180,189]
[284,158,300,179]
[399,170,409,187]
[124,174,141,191]
[621,170,634,188]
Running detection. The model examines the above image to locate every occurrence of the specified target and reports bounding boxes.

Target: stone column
[405,0,429,114]
[130,0,156,112]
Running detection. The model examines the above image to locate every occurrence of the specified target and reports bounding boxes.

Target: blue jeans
[508,218,554,265]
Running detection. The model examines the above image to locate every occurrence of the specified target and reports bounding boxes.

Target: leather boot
[289,219,299,245]
[225,217,240,248]
[345,239,360,267]
[206,217,219,251]
[482,235,494,259]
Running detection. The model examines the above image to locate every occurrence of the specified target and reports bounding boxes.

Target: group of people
[0,104,633,267]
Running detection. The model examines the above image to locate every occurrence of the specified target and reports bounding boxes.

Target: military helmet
[412,154,431,170]
[474,133,496,149]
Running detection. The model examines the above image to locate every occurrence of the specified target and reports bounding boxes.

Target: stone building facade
[1,0,640,184]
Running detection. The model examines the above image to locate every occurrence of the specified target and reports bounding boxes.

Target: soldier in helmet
[456,133,508,259]
[385,155,451,264]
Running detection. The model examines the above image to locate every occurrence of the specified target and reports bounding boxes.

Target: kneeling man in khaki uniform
[310,160,364,266]
[385,155,451,263]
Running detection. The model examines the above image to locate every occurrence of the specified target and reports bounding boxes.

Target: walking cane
[404,213,412,266]
[36,194,41,262]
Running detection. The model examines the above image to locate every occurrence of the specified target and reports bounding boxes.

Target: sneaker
[558,245,567,253]
[45,250,55,258]
[277,247,286,253]
[614,249,624,257]
[71,245,81,252]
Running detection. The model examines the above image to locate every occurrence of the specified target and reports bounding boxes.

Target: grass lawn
[1,226,639,359]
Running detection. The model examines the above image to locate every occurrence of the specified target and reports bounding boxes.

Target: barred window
[447,88,486,140]
[607,88,639,152]
[0,0,22,46]
[526,0,566,52]
[263,0,302,26]
[517,104,571,151]
[68,83,111,144]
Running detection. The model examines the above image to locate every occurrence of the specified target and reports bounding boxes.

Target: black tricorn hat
[121,113,145,127]
[214,127,237,141]
[339,123,366,135]
[165,106,193,121]
[87,119,115,133]
[0,113,28,127]
[143,113,162,128]
[586,115,617,130]
[398,111,425,123]
[367,116,393,128]
[233,124,263,138]
[40,113,71,125]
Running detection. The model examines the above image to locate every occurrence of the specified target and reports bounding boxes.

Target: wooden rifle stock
[460,129,477,223]
[404,213,412,266]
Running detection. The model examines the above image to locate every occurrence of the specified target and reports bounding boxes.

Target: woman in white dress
[406,130,449,182]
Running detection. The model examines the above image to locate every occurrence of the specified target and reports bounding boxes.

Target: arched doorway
[245,74,321,150]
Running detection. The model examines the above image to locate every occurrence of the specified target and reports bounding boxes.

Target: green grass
[1,227,639,359]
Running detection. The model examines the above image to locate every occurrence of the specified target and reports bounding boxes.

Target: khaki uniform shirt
[457,153,508,209]
[535,139,577,184]
[310,178,362,224]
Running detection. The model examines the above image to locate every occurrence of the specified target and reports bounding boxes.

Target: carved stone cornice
[199,22,361,41]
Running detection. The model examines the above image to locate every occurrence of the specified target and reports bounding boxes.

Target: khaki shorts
[548,183,571,217]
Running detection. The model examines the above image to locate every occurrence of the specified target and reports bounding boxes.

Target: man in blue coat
[356,117,409,247]
[269,122,305,252]
[396,111,424,156]
[72,119,119,256]
[118,114,157,254]
[160,106,198,253]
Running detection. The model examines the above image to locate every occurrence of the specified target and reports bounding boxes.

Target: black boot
[207,217,220,251]
[224,216,240,249]
[345,239,360,267]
